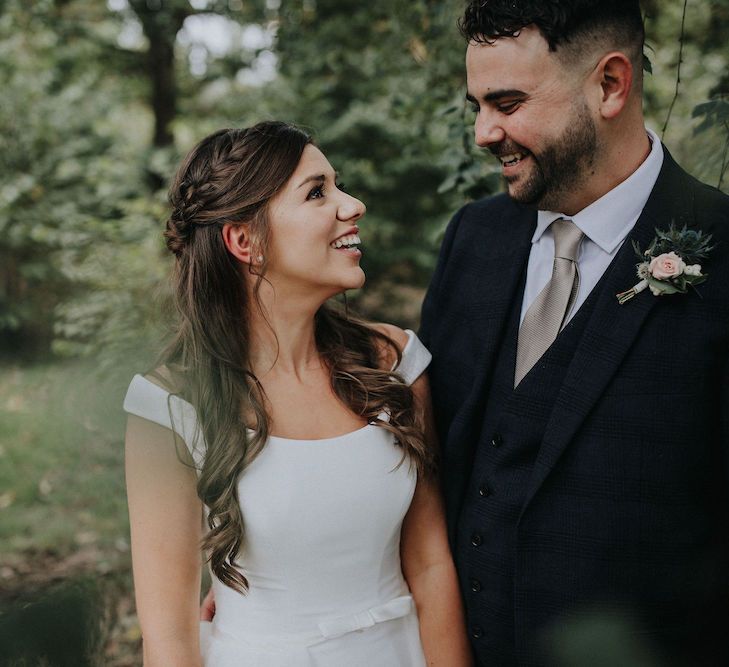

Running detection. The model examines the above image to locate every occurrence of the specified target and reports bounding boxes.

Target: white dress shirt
[520,127,665,326]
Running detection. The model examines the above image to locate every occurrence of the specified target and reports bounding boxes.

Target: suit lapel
[464,202,536,380]
[521,152,694,515]
[443,202,535,532]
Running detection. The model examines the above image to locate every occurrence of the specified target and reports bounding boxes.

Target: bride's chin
[332,281,365,298]
[351,271,366,290]
[340,268,366,290]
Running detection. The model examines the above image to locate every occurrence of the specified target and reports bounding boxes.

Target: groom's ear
[593,51,634,120]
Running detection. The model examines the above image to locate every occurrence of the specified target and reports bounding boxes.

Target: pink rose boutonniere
[616,225,714,304]
[649,251,685,280]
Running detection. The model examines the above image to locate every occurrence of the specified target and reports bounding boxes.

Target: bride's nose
[337,193,366,222]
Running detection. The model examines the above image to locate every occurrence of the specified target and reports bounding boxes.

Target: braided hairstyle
[157,121,435,593]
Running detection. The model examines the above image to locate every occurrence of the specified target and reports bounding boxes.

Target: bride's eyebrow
[296,171,339,189]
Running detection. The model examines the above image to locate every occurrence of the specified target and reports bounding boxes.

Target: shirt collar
[534,127,664,253]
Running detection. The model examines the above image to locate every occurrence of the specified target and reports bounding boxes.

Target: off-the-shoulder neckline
[130,328,416,444]
[130,375,388,445]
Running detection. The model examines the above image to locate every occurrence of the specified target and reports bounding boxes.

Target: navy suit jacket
[420,150,729,663]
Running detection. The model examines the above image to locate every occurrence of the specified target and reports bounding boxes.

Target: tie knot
[551,218,583,261]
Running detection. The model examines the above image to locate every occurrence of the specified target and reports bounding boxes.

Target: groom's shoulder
[678,166,729,209]
[458,192,521,219]
[679,169,729,249]
[694,179,729,221]
[663,152,729,222]
[663,160,729,280]
[449,193,528,239]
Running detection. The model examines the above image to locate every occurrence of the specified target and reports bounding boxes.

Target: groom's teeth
[500,152,526,166]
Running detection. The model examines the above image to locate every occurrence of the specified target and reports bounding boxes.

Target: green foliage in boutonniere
[616,224,714,304]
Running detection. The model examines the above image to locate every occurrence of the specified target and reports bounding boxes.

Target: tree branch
[719,121,729,191]
[661,0,689,138]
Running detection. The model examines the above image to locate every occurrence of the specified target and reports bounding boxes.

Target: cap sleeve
[392,330,432,386]
[123,374,206,470]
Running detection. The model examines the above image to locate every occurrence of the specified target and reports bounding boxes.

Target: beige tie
[514,218,584,387]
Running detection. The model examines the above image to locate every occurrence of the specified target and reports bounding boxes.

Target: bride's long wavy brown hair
[157,121,435,593]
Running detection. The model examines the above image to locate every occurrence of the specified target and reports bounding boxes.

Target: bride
[123,121,471,666]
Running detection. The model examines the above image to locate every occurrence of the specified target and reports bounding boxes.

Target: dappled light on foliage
[0,0,726,663]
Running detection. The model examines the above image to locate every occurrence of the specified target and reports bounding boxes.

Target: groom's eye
[497,101,521,114]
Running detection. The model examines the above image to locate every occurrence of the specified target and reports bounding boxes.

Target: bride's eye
[307,184,325,200]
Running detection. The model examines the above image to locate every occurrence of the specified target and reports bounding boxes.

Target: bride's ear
[222,223,258,265]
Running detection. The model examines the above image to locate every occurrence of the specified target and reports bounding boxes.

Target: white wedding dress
[123,330,431,666]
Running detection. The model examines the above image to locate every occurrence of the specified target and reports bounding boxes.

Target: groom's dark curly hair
[459,0,645,71]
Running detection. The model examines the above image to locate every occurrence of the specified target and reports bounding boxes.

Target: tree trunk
[128,2,191,148]
[147,23,176,147]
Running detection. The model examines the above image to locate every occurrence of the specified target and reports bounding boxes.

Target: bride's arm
[400,372,474,667]
[125,414,204,667]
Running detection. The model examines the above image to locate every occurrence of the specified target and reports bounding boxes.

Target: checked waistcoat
[456,271,597,666]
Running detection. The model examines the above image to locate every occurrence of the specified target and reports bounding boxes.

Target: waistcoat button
[478,484,491,497]
[471,532,483,547]
[470,578,482,592]
[471,625,484,639]
[491,432,503,447]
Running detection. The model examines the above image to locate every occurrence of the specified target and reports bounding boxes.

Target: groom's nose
[474,110,506,148]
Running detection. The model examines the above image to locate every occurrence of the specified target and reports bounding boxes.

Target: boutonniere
[616,224,714,305]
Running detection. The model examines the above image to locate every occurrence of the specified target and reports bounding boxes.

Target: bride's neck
[247,302,322,378]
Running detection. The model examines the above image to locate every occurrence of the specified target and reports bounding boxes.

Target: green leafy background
[0,0,726,663]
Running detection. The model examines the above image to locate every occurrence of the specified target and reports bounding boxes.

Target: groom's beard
[502,101,598,211]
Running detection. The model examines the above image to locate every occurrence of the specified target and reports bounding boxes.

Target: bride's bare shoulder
[367,322,410,369]
[143,366,180,393]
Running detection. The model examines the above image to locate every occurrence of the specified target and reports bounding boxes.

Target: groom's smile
[498,152,528,168]
[490,142,532,173]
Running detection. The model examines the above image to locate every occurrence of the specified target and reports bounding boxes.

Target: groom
[420,1,729,665]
